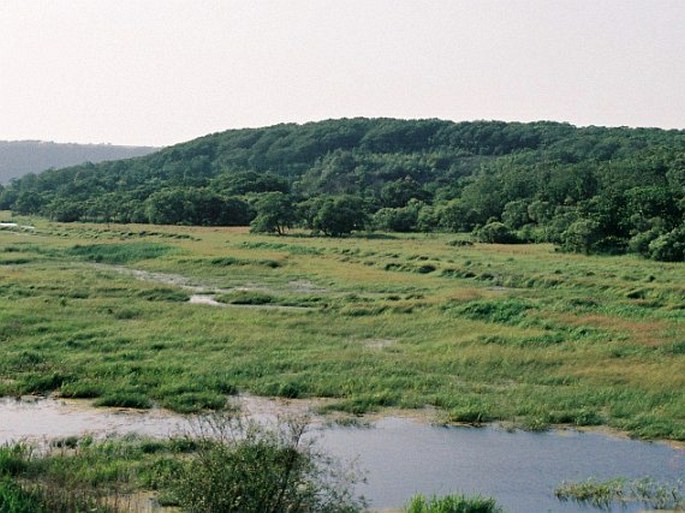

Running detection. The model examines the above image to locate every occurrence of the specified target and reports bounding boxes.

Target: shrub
[559,219,602,254]
[628,227,662,257]
[166,414,365,513]
[372,206,418,232]
[475,222,518,244]
[648,226,685,262]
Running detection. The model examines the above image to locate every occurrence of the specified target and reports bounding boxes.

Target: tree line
[1,118,683,261]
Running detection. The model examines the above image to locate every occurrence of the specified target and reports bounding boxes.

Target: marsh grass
[67,241,180,264]
[215,290,275,305]
[0,223,683,439]
[405,493,503,513]
[555,477,685,511]
[0,439,138,513]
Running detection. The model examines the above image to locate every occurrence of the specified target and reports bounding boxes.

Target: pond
[320,417,683,513]
[1,397,682,513]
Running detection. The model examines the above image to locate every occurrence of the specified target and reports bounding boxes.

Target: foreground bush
[166,414,366,513]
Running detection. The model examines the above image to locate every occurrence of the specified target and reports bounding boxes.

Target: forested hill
[0,140,157,184]
[1,118,684,260]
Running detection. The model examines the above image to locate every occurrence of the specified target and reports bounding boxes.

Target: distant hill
[1,118,683,260]
[0,140,158,184]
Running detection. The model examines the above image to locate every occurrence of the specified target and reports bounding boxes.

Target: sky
[1,0,684,147]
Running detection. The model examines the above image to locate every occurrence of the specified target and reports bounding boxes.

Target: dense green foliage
[2,118,684,259]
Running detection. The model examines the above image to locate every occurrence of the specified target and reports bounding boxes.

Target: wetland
[0,396,683,513]
[0,218,683,511]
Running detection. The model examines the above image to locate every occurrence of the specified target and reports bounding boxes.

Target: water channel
[1,397,682,513]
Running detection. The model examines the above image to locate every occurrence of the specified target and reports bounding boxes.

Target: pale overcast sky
[1,0,683,146]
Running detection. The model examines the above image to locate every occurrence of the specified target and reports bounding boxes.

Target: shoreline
[3,393,683,450]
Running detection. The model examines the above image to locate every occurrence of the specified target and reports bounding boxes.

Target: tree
[13,190,45,215]
[560,218,603,254]
[625,185,681,232]
[437,199,480,232]
[379,177,427,208]
[45,198,83,222]
[312,195,368,236]
[218,197,254,226]
[250,192,297,234]
[211,170,290,196]
[145,188,188,225]
[501,200,530,229]
[372,205,418,232]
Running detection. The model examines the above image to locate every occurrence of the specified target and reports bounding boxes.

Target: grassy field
[0,215,683,440]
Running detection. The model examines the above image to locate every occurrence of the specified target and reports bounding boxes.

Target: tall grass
[555,477,685,511]
[405,493,503,513]
[67,241,178,264]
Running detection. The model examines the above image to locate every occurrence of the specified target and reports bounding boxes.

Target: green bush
[475,222,519,244]
[648,226,685,262]
[373,205,419,232]
[628,227,663,256]
[559,219,603,254]
[166,414,365,513]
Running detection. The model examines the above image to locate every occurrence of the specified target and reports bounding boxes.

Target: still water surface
[1,397,682,513]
